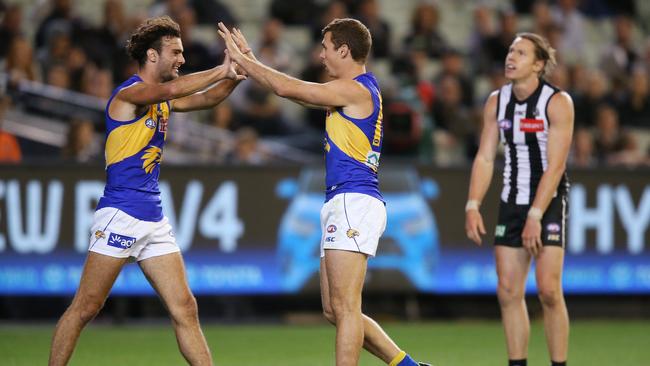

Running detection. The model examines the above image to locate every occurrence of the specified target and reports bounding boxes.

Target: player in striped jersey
[218,19,430,366]
[465,33,574,366]
[49,16,246,366]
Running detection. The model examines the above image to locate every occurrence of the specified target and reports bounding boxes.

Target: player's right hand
[465,209,486,246]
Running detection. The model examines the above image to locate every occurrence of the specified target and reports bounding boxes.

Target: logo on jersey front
[519,118,544,132]
[141,146,162,174]
[107,232,136,249]
[366,151,380,169]
[498,119,512,130]
[145,118,156,129]
[327,225,337,233]
[346,228,360,238]
[158,117,168,133]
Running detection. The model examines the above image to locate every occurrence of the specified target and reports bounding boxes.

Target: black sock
[551,362,566,366]
[509,359,527,366]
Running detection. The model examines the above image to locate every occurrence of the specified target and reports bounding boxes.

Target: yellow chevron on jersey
[105,102,170,167]
[326,110,374,170]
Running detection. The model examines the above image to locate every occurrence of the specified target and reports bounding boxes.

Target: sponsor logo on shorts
[169,230,175,237]
[325,236,336,242]
[346,228,360,238]
[498,119,512,130]
[495,225,506,237]
[327,225,337,233]
[145,118,156,129]
[94,230,106,239]
[547,234,561,241]
[107,232,136,249]
[546,223,561,233]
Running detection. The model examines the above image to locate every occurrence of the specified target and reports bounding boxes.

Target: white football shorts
[320,192,387,257]
[88,207,179,261]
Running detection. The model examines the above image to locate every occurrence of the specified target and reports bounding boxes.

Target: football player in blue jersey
[49,16,246,366]
[218,20,431,366]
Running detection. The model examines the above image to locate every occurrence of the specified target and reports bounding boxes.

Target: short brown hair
[516,32,557,78]
[126,16,181,66]
[322,18,372,64]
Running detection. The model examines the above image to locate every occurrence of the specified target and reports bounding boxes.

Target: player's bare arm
[110,55,243,119]
[522,91,574,254]
[465,91,500,245]
[218,22,372,116]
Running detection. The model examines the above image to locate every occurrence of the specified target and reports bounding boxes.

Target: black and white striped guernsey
[496,79,570,205]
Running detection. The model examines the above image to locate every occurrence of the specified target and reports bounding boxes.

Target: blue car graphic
[276,167,440,292]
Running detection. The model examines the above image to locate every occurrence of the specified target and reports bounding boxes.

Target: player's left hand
[221,50,246,81]
[522,217,542,257]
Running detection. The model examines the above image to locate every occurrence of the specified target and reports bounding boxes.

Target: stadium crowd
[0,0,649,166]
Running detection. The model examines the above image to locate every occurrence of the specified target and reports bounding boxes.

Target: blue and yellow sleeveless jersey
[96,75,170,221]
[324,72,383,203]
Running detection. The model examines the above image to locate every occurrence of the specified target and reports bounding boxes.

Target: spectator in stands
[481,7,518,70]
[34,0,85,51]
[38,31,72,77]
[531,0,553,37]
[573,69,612,127]
[0,96,22,164]
[618,66,650,128]
[602,15,640,81]
[5,36,39,85]
[354,0,391,58]
[80,66,113,99]
[253,18,295,74]
[431,74,476,165]
[548,62,571,91]
[570,127,596,168]
[468,4,495,74]
[300,44,330,130]
[593,104,642,166]
[226,127,267,165]
[310,1,348,42]
[191,0,236,26]
[270,0,317,25]
[0,4,23,59]
[550,0,586,64]
[45,64,71,89]
[78,0,127,71]
[61,118,101,163]
[175,6,213,74]
[435,48,474,107]
[403,2,448,58]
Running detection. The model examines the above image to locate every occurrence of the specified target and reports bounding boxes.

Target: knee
[70,297,104,325]
[537,284,563,308]
[497,280,524,306]
[329,295,360,320]
[169,295,199,325]
[322,304,336,325]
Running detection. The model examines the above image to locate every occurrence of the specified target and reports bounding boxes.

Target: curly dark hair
[126,16,181,66]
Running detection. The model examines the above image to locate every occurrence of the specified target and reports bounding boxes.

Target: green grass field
[1,320,648,365]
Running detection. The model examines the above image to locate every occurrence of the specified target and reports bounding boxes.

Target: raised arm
[170,52,245,111]
[218,22,364,109]
[465,91,500,245]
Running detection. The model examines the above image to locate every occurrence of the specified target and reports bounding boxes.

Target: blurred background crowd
[0,0,649,167]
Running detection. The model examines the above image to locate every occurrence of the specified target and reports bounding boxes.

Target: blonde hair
[516,32,557,78]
